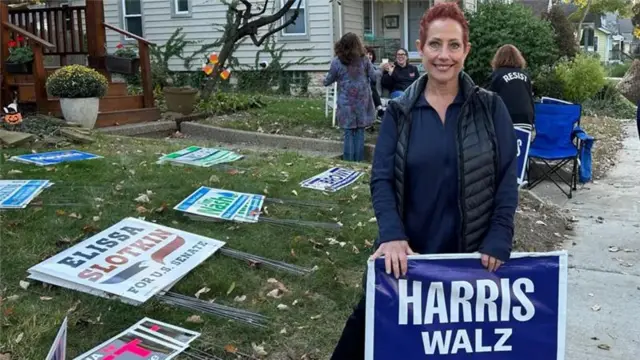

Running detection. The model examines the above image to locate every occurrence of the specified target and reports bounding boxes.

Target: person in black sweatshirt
[380,48,420,98]
[488,44,535,127]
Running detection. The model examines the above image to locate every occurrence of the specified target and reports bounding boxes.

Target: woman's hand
[370,240,415,279]
[481,253,504,272]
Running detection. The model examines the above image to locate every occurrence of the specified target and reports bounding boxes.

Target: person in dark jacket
[380,48,420,98]
[488,44,535,127]
[365,46,385,119]
[330,3,518,359]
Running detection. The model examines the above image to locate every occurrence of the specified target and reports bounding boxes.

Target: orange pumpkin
[3,112,22,125]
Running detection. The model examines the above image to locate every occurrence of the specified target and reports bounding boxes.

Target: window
[122,0,143,38]
[580,28,595,48]
[364,0,374,36]
[281,0,306,36]
[172,0,190,16]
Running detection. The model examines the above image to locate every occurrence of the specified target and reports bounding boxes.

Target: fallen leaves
[226,282,236,296]
[19,281,30,290]
[277,304,289,310]
[194,287,210,299]
[0,353,11,360]
[135,194,151,203]
[186,315,203,323]
[14,333,23,344]
[234,295,247,302]
[591,304,601,312]
[224,344,238,354]
[251,343,268,357]
[597,344,611,351]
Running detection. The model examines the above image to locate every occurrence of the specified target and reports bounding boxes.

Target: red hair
[419,2,469,47]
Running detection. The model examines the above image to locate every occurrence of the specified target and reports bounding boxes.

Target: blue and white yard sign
[514,126,532,185]
[365,252,568,360]
[10,150,102,166]
[0,180,51,209]
[300,167,363,192]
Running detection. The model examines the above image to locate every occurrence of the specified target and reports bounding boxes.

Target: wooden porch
[0,0,160,128]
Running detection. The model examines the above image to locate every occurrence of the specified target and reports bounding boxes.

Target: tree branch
[246,0,302,46]
[252,0,270,17]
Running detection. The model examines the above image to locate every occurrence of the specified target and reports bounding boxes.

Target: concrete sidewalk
[561,123,640,359]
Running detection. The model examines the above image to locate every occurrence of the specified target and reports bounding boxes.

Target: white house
[99,0,477,91]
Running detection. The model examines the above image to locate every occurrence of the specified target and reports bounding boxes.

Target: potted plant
[105,43,140,75]
[6,36,34,74]
[46,65,109,129]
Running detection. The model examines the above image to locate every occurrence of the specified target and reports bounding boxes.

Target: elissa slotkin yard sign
[365,252,568,360]
[28,218,225,305]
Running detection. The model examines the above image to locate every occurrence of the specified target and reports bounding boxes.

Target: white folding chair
[325,83,338,127]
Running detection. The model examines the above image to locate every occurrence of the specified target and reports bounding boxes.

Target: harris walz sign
[28,218,225,305]
[365,252,567,359]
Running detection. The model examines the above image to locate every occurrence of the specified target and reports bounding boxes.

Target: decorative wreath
[202,52,231,80]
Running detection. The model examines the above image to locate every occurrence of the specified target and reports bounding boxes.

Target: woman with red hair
[330,3,518,358]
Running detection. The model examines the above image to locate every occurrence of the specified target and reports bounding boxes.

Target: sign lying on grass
[300,167,363,192]
[45,316,68,360]
[157,146,243,167]
[74,318,200,360]
[0,180,51,209]
[174,186,265,223]
[365,252,568,360]
[28,218,225,305]
[514,126,532,186]
[10,150,102,166]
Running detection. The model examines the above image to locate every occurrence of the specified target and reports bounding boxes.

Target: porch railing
[8,5,87,65]
[1,5,56,110]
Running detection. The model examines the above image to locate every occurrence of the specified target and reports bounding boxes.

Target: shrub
[583,81,636,118]
[465,2,558,85]
[542,5,578,59]
[555,53,606,103]
[195,92,266,115]
[46,65,108,98]
[532,64,565,100]
[607,62,631,78]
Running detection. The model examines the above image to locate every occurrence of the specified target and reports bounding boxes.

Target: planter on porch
[46,65,109,129]
[163,87,199,115]
[105,54,140,75]
[59,97,100,128]
[6,61,33,74]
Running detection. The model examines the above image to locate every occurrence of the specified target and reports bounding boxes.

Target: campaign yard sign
[157,146,243,167]
[365,252,568,360]
[45,317,68,360]
[10,150,102,166]
[28,218,225,305]
[514,126,532,185]
[174,186,265,223]
[0,180,51,209]
[74,318,199,360]
[300,167,363,192]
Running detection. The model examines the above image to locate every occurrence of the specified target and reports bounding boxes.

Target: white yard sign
[28,218,225,305]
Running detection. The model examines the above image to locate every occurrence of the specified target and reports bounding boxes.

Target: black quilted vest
[388,72,499,253]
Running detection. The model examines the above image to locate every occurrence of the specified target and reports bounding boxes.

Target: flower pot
[163,87,198,115]
[6,61,33,74]
[105,54,140,75]
[59,97,100,129]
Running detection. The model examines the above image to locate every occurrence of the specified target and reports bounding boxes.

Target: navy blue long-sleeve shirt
[370,89,518,261]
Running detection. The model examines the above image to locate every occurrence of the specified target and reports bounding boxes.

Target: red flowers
[116,43,124,49]
[16,35,24,42]
[8,40,17,48]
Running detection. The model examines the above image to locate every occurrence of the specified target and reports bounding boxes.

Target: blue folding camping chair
[527,100,584,198]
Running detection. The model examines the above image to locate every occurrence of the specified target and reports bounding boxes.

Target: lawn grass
[199,96,380,144]
[0,135,377,359]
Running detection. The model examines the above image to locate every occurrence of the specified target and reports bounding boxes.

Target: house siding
[463,0,477,12]
[103,0,332,72]
[595,28,608,62]
[342,0,364,38]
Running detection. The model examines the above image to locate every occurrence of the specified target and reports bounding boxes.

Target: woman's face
[367,52,374,62]
[417,18,470,85]
[395,49,408,67]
